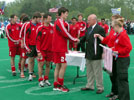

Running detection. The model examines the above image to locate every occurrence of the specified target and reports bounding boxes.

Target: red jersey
[112,29,132,58]
[99,22,109,34]
[101,27,116,48]
[23,21,38,52]
[52,18,78,53]
[6,23,21,47]
[36,24,54,53]
[76,21,86,37]
[69,24,80,38]
[19,22,28,40]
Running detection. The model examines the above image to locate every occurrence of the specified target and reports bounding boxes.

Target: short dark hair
[58,7,69,16]
[77,13,83,17]
[22,15,30,23]
[43,13,51,19]
[10,14,16,19]
[101,18,105,21]
[33,12,41,19]
[20,13,27,21]
[71,17,77,20]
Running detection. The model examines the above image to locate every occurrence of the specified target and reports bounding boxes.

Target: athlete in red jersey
[19,15,30,78]
[5,14,21,76]
[98,18,109,35]
[52,7,79,92]
[24,12,41,81]
[36,13,53,87]
[76,13,86,52]
[69,17,80,51]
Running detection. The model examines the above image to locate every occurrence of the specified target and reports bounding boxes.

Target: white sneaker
[24,67,28,72]
[39,81,45,87]
[44,80,51,86]
[28,75,33,81]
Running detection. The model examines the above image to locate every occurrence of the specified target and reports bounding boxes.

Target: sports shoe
[58,85,69,92]
[24,67,28,72]
[106,92,114,97]
[12,71,16,76]
[28,75,33,81]
[44,80,51,86]
[39,81,45,87]
[109,95,119,100]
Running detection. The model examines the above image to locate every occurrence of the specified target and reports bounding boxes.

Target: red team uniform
[19,22,29,59]
[36,24,54,62]
[101,27,116,47]
[24,21,40,56]
[52,18,78,63]
[76,21,86,37]
[6,23,21,57]
[69,24,80,49]
[112,29,132,58]
[98,22,109,34]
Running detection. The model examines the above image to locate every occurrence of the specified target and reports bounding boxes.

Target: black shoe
[81,87,94,91]
[109,95,119,100]
[96,89,104,94]
[12,71,16,76]
[106,92,114,97]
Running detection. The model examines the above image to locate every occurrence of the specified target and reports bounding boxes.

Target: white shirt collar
[92,23,97,29]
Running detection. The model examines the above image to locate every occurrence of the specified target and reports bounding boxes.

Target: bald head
[87,14,97,26]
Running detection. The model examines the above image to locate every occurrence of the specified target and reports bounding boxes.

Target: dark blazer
[80,24,105,60]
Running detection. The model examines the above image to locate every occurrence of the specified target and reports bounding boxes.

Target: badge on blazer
[12,29,14,31]
[115,39,119,43]
[114,33,116,36]
[50,30,53,34]
[43,32,46,34]
[32,28,35,30]
[16,27,19,30]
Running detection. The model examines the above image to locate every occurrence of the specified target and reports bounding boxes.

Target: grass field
[0,36,134,100]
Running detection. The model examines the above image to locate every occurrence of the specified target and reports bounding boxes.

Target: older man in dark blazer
[81,14,105,94]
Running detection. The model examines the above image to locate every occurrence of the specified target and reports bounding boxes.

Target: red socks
[58,78,64,86]
[38,77,43,82]
[39,76,49,82]
[25,64,28,68]
[53,82,59,88]
[11,66,16,72]
[44,76,48,80]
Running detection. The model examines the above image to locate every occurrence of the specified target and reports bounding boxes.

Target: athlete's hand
[38,52,42,58]
[112,51,118,56]
[21,43,24,49]
[94,34,100,38]
[27,50,32,54]
[75,38,80,43]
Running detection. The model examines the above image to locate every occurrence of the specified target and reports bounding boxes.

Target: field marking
[0,82,37,89]
[0,59,10,61]
[0,78,27,83]
[0,76,6,80]
[25,82,85,96]
[0,58,19,62]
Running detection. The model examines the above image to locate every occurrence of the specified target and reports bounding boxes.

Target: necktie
[88,27,93,35]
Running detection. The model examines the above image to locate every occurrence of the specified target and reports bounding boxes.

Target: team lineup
[5,6,132,100]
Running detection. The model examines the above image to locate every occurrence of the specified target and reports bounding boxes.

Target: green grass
[0,36,134,100]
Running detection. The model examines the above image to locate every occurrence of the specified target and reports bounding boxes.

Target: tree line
[0,0,134,20]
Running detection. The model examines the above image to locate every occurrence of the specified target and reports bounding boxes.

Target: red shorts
[38,51,53,62]
[53,52,66,64]
[20,48,28,59]
[9,46,21,57]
